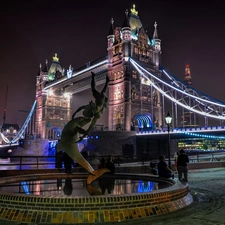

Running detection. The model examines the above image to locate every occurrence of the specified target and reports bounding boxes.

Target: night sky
[1,0,225,126]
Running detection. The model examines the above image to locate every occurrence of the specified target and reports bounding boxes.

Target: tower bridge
[1,5,225,157]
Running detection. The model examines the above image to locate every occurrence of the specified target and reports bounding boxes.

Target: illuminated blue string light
[182,131,225,139]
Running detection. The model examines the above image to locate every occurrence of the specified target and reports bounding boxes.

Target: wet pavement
[140,168,225,225]
[0,168,225,225]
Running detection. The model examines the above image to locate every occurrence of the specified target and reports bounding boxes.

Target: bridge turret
[36,63,45,91]
[36,63,42,85]
[48,54,63,81]
[43,59,48,73]
[107,5,163,131]
[122,9,132,61]
[36,60,50,91]
[122,9,131,41]
[152,22,161,70]
[42,60,49,83]
[107,18,115,48]
[107,18,115,64]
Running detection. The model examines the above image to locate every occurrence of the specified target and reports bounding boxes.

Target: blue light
[96,136,99,139]
[21,181,30,194]
[182,131,225,140]
[135,114,153,130]
[137,180,154,193]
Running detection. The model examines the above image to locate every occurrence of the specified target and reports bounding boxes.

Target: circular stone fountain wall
[0,173,193,224]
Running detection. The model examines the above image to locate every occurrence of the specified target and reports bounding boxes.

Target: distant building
[181,64,199,127]
[184,64,192,86]
[0,123,20,144]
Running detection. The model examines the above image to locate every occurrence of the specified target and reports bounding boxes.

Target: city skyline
[1,0,225,126]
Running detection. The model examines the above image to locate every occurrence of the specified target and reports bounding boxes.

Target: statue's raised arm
[76,72,109,142]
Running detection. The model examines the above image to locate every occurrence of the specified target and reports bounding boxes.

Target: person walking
[177,149,189,182]
[157,155,174,179]
[174,151,179,172]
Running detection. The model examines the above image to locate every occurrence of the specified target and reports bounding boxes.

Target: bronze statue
[72,72,109,142]
[57,72,110,184]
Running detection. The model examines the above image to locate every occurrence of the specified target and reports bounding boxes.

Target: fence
[0,151,224,171]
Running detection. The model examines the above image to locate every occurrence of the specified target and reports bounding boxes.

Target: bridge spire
[152,22,161,69]
[130,4,138,16]
[107,18,115,48]
[43,59,48,73]
[37,63,42,76]
[108,18,114,36]
[153,22,158,39]
[123,9,130,28]
[122,9,131,41]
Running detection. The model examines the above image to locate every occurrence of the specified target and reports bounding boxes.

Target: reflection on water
[63,179,73,196]
[138,180,154,192]
[0,177,171,197]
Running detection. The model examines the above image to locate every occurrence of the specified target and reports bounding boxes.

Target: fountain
[0,173,192,224]
[0,73,192,224]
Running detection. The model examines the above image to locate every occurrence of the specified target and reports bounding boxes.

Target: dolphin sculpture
[57,116,109,184]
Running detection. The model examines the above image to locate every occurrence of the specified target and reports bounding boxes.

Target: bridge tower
[35,54,72,139]
[107,5,162,131]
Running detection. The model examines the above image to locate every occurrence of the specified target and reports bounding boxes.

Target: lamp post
[165,112,172,169]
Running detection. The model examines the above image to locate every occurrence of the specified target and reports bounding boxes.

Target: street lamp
[165,112,172,169]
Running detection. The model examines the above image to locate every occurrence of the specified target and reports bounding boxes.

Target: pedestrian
[174,151,179,171]
[157,155,174,179]
[150,162,158,175]
[63,152,74,174]
[177,149,189,182]
[106,155,115,173]
[174,151,179,164]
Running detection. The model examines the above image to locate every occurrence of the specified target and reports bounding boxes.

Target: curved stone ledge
[0,173,193,224]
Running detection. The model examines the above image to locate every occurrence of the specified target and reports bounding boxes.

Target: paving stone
[0,168,224,224]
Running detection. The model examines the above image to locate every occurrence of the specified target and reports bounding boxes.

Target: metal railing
[0,152,224,171]
[0,156,56,170]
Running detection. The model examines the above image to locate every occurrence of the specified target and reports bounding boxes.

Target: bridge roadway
[1,124,225,149]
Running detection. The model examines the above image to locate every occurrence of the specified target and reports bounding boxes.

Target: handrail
[0,152,224,171]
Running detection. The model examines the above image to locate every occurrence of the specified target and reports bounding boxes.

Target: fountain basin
[0,173,193,224]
